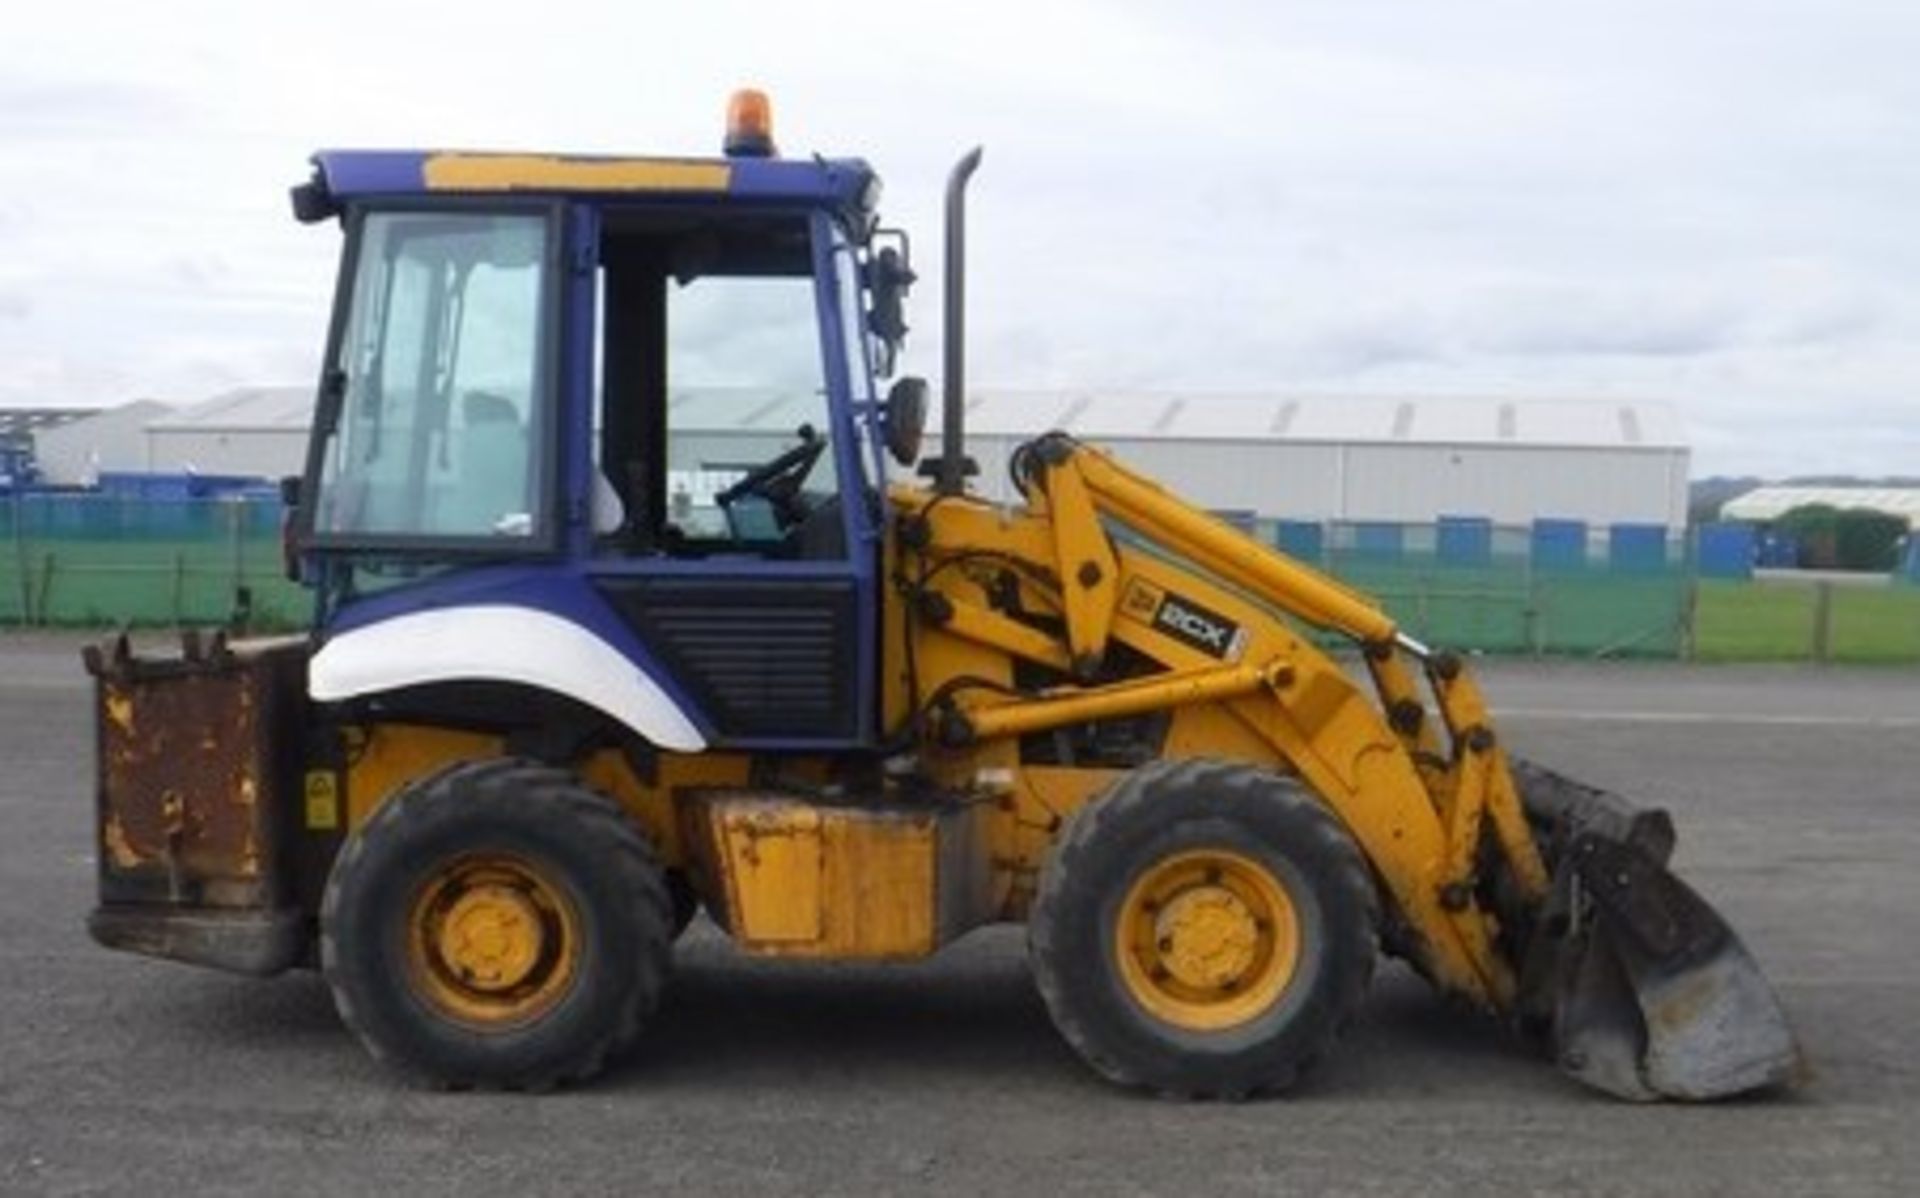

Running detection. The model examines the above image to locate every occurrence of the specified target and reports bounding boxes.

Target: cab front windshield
[310,210,552,543]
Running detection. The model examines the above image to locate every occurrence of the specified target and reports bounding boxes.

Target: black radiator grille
[602,578,856,740]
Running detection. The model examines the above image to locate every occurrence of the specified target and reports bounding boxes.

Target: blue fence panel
[96,471,270,502]
[97,472,194,502]
[1274,520,1323,563]
[1756,530,1798,569]
[1608,523,1670,574]
[1531,519,1587,571]
[1901,536,1920,583]
[1352,522,1404,560]
[1695,522,1755,580]
[1436,516,1493,568]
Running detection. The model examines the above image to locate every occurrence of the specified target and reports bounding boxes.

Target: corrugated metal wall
[942,433,1687,527]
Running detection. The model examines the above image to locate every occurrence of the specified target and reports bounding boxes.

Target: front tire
[1030,759,1377,1098]
[321,758,671,1089]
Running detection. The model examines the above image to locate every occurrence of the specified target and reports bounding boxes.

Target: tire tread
[321,756,671,1091]
[1029,758,1378,1099]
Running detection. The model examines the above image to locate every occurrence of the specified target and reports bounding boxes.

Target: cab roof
[297,150,876,221]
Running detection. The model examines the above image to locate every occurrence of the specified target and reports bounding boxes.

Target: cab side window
[596,212,842,558]
[663,274,835,546]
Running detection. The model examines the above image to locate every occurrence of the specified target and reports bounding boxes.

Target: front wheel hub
[1116,849,1302,1031]
[1155,887,1262,991]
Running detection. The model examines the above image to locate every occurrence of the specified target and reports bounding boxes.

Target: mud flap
[1513,761,1803,1101]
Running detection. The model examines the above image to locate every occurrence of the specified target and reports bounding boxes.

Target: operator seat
[789,494,846,559]
[591,467,625,536]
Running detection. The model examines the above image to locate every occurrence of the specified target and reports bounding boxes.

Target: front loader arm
[895,431,1799,1100]
[897,434,1552,1009]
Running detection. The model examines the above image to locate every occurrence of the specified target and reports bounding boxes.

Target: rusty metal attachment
[85,632,313,975]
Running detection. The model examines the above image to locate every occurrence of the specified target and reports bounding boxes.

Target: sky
[0,0,1915,478]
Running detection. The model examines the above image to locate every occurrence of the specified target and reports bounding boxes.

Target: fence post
[36,552,55,627]
[1680,579,1699,661]
[1811,581,1834,664]
[8,497,29,624]
[229,499,243,596]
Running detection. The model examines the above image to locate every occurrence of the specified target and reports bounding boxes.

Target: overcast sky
[1,0,1914,477]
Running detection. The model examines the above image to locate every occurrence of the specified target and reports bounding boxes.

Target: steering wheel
[715,424,828,530]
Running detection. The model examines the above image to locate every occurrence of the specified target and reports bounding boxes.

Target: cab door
[585,208,876,749]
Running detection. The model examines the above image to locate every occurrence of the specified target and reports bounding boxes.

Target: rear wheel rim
[406,852,581,1029]
[1114,848,1302,1031]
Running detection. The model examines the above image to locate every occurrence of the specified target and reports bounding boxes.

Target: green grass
[1831,586,1920,662]
[1693,579,1920,663]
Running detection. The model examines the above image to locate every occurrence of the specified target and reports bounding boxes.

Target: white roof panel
[133,385,1688,452]
[970,391,1686,450]
[1721,486,1920,526]
[151,387,314,430]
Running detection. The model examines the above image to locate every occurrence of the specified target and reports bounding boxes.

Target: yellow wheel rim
[406,852,580,1029]
[1115,848,1302,1031]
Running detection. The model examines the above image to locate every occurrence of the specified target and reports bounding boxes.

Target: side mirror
[883,377,929,467]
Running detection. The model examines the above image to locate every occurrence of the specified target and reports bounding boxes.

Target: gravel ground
[1,634,1915,1196]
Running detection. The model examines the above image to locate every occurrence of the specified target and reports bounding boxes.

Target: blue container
[95,471,269,502]
[186,473,271,499]
[1531,519,1588,571]
[1756,530,1798,569]
[1695,523,1755,580]
[1608,523,1670,574]
[97,472,194,502]
[1352,522,1404,560]
[1436,516,1493,568]
[1275,520,1324,563]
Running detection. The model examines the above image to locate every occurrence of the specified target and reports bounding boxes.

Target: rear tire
[1030,759,1377,1098]
[666,870,701,940]
[321,758,671,1089]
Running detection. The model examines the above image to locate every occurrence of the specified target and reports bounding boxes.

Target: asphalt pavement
[1,634,1915,1196]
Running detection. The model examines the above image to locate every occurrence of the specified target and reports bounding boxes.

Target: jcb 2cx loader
[87,92,1799,1100]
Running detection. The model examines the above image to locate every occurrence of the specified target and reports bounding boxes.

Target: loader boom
[889,431,1797,1097]
[893,433,1549,1008]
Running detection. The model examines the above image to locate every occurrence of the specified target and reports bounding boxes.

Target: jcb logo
[1122,579,1164,620]
[1151,594,1245,661]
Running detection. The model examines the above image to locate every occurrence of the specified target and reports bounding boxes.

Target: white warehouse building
[945,392,1686,526]
[682,389,1688,528]
[31,387,1689,529]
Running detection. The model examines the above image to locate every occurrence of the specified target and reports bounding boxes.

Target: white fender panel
[309,604,706,752]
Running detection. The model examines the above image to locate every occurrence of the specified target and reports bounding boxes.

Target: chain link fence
[4,495,1916,661]
[1262,518,1690,658]
[1,494,309,630]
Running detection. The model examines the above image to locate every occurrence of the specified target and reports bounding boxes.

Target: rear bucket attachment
[1511,761,1803,1101]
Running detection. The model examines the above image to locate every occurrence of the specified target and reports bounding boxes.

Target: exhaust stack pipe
[934,147,984,496]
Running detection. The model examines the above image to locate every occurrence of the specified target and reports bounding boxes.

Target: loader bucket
[1511,762,1803,1101]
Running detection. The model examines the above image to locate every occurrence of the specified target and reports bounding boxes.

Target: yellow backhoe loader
[86,93,1799,1100]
